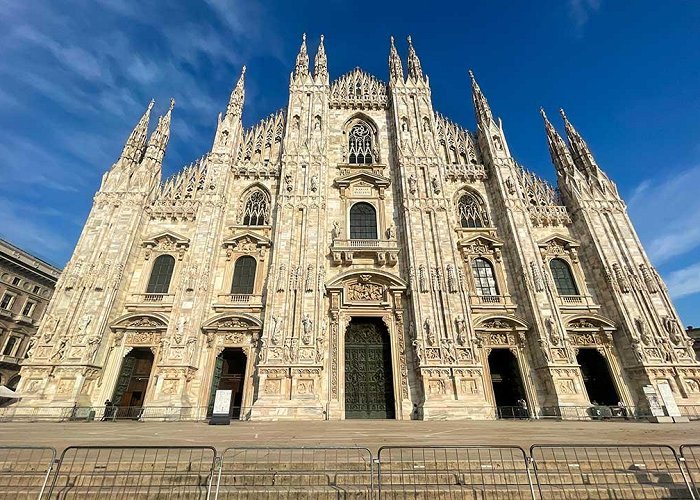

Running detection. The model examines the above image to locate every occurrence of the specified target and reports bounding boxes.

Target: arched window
[349,202,378,239]
[242,189,270,226]
[146,255,175,294]
[471,258,499,296]
[231,256,256,295]
[348,123,374,164]
[458,192,489,228]
[549,258,579,296]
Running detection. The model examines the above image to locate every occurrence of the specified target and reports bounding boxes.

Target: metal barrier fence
[5,444,700,498]
[531,444,696,499]
[681,445,700,498]
[215,446,373,498]
[0,446,56,499]
[47,446,217,499]
[377,445,535,499]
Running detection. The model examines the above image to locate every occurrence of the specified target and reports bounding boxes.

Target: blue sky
[1,1,699,324]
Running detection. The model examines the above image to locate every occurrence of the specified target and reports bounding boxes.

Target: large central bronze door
[345,318,395,419]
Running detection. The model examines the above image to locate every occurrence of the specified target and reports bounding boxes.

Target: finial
[390,35,395,45]
[559,108,568,121]
[302,32,306,42]
[539,107,546,119]
[407,35,412,44]
[468,69,475,80]
[241,65,247,75]
[169,98,175,110]
[320,34,324,43]
[148,99,155,111]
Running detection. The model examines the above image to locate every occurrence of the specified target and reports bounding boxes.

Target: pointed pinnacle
[302,32,306,42]
[390,35,395,45]
[559,108,569,123]
[539,107,547,120]
[468,69,475,80]
[148,99,155,111]
[320,34,324,43]
[169,98,175,111]
[407,35,412,45]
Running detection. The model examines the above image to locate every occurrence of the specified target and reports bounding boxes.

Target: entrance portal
[345,317,395,419]
[577,349,619,405]
[208,348,247,419]
[487,349,527,418]
[112,348,154,418]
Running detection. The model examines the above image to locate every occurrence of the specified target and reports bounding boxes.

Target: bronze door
[345,318,395,419]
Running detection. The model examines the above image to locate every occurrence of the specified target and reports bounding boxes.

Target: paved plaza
[1,419,698,453]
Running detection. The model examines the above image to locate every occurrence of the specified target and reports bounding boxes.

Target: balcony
[469,294,516,312]
[557,294,599,311]
[125,293,175,312]
[14,314,36,326]
[0,308,12,318]
[330,239,399,266]
[213,294,264,312]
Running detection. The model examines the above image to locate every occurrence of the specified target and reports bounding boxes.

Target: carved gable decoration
[142,231,190,252]
[538,235,579,258]
[112,314,168,331]
[475,315,528,332]
[223,231,272,254]
[202,314,262,332]
[330,68,388,110]
[457,234,503,258]
[566,316,616,332]
[335,171,390,198]
[346,280,386,302]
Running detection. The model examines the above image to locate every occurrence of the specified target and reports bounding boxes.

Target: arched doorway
[345,317,395,419]
[112,348,154,419]
[207,348,247,419]
[487,349,527,418]
[577,349,619,405]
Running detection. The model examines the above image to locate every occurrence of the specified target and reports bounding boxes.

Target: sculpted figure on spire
[406,35,423,80]
[388,36,403,83]
[294,33,310,78]
[314,34,328,81]
[227,66,246,119]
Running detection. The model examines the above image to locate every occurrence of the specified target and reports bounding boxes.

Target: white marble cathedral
[16,35,700,420]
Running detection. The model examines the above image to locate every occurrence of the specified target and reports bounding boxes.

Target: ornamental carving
[126,317,165,329]
[347,282,384,301]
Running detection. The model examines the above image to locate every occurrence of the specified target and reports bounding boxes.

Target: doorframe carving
[325,270,408,420]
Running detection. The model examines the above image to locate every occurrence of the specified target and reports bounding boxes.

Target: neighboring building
[687,327,700,361]
[17,35,700,420]
[0,239,61,390]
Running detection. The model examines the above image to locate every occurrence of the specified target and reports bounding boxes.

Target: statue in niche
[50,337,69,361]
[331,221,341,239]
[663,316,683,345]
[424,318,436,346]
[408,174,417,194]
[74,313,93,344]
[455,315,467,345]
[85,335,101,364]
[545,316,559,346]
[386,224,395,239]
[301,314,313,345]
[42,314,59,343]
[270,315,281,345]
[634,317,653,346]
[310,175,318,192]
[431,175,441,194]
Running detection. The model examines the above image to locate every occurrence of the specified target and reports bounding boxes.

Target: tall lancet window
[458,192,489,228]
[242,189,270,226]
[348,123,374,164]
[146,255,175,294]
[549,258,579,296]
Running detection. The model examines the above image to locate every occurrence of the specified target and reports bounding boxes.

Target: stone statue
[386,224,395,239]
[331,221,341,239]
[408,174,417,194]
[270,315,281,345]
[75,313,93,344]
[310,175,318,192]
[301,314,313,345]
[663,316,683,345]
[455,315,467,345]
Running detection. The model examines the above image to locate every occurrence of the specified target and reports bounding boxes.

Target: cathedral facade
[16,35,700,420]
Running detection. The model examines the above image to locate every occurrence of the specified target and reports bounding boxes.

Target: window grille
[471,258,499,296]
[146,255,175,294]
[348,123,374,164]
[231,256,256,295]
[549,258,579,295]
[349,203,378,239]
[242,190,270,226]
[458,193,489,228]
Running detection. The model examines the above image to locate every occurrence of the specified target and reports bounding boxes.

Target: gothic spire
[469,70,493,125]
[406,35,423,80]
[226,66,246,119]
[559,108,599,176]
[313,34,328,81]
[388,36,403,83]
[145,98,174,164]
[294,33,310,78]
[119,99,154,164]
[540,107,575,174]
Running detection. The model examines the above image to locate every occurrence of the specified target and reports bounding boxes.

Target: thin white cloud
[628,165,700,264]
[665,261,700,299]
[568,0,601,29]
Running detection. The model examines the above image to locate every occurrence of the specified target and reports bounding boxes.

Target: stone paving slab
[1,420,699,453]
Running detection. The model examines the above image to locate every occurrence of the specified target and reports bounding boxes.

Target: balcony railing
[330,238,399,266]
[557,294,598,309]
[469,295,514,309]
[125,293,175,311]
[213,294,264,311]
